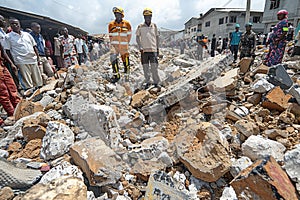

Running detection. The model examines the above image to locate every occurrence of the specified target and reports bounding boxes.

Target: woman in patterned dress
[264,10,289,67]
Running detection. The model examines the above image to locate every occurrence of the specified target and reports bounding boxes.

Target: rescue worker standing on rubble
[239,23,256,59]
[136,8,160,89]
[264,10,289,67]
[108,7,132,83]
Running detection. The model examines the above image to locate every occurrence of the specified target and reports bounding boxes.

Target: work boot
[110,74,120,83]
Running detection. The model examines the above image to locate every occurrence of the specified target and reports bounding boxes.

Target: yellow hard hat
[143,7,152,16]
[113,6,124,17]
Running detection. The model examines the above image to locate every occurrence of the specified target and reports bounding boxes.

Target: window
[270,0,280,9]
[230,16,237,23]
[253,16,261,23]
[219,18,224,25]
[205,21,210,27]
[225,16,228,23]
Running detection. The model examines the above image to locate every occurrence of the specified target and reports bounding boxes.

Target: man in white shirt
[75,34,84,65]
[4,18,42,90]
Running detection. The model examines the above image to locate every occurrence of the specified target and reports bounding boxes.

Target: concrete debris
[235,119,259,137]
[0,187,14,200]
[251,78,275,93]
[20,177,87,200]
[176,122,231,182]
[284,144,300,194]
[70,137,128,187]
[40,121,75,161]
[238,57,252,74]
[0,159,42,190]
[144,171,191,200]
[242,135,286,162]
[220,186,237,200]
[0,46,300,199]
[262,86,292,112]
[231,156,298,200]
[209,68,239,92]
[127,136,169,165]
[39,161,83,184]
[14,99,44,121]
[230,156,253,177]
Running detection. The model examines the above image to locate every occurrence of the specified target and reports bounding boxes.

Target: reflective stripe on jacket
[108,20,132,53]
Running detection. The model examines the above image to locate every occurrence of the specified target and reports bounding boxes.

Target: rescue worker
[136,8,160,89]
[108,6,132,83]
[0,42,21,126]
[239,23,256,59]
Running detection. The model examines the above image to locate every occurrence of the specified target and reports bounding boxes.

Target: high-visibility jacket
[108,20,132,54]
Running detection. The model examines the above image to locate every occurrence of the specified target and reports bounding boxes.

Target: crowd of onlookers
[0,15,109,126]
[163,20,300,62]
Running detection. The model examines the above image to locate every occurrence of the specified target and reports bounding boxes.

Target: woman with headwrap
[264,10,289,66]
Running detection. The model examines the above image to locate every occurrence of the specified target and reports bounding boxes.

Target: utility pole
[245,0,251,24]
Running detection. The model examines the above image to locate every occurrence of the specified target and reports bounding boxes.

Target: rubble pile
[0,47,300,200]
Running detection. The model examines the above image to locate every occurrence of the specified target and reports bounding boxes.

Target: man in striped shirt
[108,7,132,83]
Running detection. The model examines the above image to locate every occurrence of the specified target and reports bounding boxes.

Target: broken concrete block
[21,177,87,200]
[253,64,269,75]
[209,68,239,92]
[127,136,169,165]
[176,122,231,182]
[77,104,120,147]
[14,99,44,120]
[0,159,42,189]
[70,137,128,187]
[144,171,191,200]
[242,135,286,162]
[238,57,252,74]
[0,187,14,200]
[247,93,262,105]
[131,160,166,181]
[0,112,46,148]
[262,86,292,112]
[235,119,259,137]
[231,156,298,200]
[40,121,75,161]
[220,186,237,200]
[39,95,54,108]
[39,161,83,184]
[131,90,151,108]
[230,156,253,177]
[142,54,232,117]
[287,84,300,105]
[263,129,289,139]
[39,80,58,93]
[267,64,293,90]
[172,58,194,67]
[22,124,46,142]
[251,78,274,93]
[62,94,89,120]
[284,144,300,194]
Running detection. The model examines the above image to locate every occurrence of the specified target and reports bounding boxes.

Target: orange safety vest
[108,20,132,54]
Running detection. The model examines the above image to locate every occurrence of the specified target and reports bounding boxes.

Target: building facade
[262,0,300,33]
[184,8,264,40]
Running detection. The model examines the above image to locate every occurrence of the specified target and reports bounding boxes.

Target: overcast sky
[0,0,266,34]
